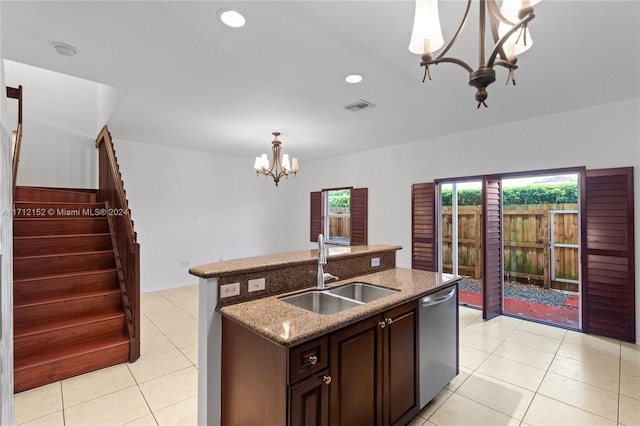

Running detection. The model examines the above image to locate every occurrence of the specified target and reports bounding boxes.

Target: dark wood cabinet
[329,300,419,426]
[290,369,330,426]
[222,300,419,426]
[330,315,382,425]
[384,302,420,425]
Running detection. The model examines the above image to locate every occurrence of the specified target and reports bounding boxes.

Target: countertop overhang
[220,267,460,347]
[188,244,402,279]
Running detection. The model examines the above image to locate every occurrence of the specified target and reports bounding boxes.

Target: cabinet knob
[322,375,332,385]
[378,321,386,329]
[308,355,318,365]
[385,318,393,325]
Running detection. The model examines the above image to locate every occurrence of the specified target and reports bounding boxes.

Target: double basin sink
[279,282,399,315]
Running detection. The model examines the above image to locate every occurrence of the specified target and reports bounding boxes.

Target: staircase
[13,186,130,392]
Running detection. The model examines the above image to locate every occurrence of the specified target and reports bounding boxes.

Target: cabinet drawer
[289,336,328,384]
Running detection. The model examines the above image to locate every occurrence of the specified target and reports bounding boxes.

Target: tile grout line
[156,288,199,321]
[428,312,522,423]
[528,332,622,425]
[463,316,529,424]
[618,341,622,425]
[59,381,67,426]
[136,291,199,423]
[519,326,567,424]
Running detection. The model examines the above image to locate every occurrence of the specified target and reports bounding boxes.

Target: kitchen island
[189,245,459,425]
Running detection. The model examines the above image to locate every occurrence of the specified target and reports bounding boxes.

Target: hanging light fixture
[409,0,539,108]
[253,132,299,187]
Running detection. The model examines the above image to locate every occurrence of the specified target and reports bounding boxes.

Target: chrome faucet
[317,234,338,289]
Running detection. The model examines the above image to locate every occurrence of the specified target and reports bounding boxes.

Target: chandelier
[409,0,539,108]
[253,132,299,187]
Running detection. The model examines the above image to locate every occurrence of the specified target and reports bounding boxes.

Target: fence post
[542,204,550,289]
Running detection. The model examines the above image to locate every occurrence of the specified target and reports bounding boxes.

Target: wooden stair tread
[14,268,118,284]
[15,310,125,338]
[15,201,104,205]
[14,334,129,370]
[14,232,111,240]
[14,186,98,203]
[14,216,107,221]
[15,288,121,309]
[14,249,114,260]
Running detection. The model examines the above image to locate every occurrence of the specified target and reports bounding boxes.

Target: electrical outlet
[371,257,381,267]
[180,260,190,268]
[248,278,266,292]
[220,282,240,298]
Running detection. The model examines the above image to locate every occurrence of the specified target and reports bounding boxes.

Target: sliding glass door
[501,173,581,329]
[439,181,483,308]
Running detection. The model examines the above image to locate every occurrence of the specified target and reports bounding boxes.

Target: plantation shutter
[350,188,368,245]
[482,176,503,320]
[412,182,436,271]
[310,191,322,242]
[583,167,635,342]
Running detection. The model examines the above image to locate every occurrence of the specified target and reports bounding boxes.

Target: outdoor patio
[459,279,579,328]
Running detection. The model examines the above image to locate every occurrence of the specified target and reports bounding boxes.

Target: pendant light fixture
[253,132,299,187]
[409,0,539,108]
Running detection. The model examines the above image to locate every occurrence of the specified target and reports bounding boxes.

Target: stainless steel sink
[279,291,363,315]
[280,282,399,315]
[327,282,399,303]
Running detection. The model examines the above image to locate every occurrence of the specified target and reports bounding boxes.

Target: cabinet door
[289,369,330,426]
[384,301,419,426]
[329,315,383,426]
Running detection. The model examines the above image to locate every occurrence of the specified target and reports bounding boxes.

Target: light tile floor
[15,285,640,426]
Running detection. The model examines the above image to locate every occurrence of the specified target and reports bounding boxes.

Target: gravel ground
[458,278,578,309]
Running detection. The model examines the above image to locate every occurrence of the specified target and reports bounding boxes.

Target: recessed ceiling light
[219,10,246,28]
[52,42,77,57]
[345,74,363,84]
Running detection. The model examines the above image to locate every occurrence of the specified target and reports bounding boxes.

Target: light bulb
[499,0,534,55]
[282,154,291,171]
[409,0,444,55]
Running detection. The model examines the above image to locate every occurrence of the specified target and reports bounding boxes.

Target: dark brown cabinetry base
[330,301,419,426]
[222,299,420,426]
[290,370,330,426]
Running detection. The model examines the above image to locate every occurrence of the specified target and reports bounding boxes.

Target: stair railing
[95,125,140,361]
[7,85,23,198]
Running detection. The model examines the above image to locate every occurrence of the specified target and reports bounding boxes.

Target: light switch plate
[220,282,240,298]
[371,257,381,267]
[248,278,266,292]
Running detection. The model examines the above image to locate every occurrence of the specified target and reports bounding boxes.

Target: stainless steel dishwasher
[419,284,458,408]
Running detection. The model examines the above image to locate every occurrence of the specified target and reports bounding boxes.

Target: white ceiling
[2,1,639,162]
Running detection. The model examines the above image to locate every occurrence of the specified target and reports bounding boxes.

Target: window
[325,189,351,244]
[310,187,368,246]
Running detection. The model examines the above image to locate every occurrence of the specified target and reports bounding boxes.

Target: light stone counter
[220,267,460,347]
[189,244,402,278]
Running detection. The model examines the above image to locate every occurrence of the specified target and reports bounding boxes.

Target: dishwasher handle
[421,287,456,307]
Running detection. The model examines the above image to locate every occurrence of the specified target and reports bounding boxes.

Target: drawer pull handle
[322,375,332,385]
[308,355,318,365]
[379,321,386,329]
[385,318,393,325]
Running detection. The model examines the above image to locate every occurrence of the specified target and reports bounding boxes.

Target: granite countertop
[219,267,460,347]
[189,244,402,278]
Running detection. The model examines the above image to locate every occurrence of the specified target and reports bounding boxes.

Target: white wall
[3,60,122,189]
[287,99,640,341]
[113,138,298,292]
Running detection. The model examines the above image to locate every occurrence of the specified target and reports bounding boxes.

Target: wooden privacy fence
[441,203,579,291]
[329,207,350,238]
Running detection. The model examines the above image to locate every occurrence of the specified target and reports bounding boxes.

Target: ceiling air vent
[344,100,376,112]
